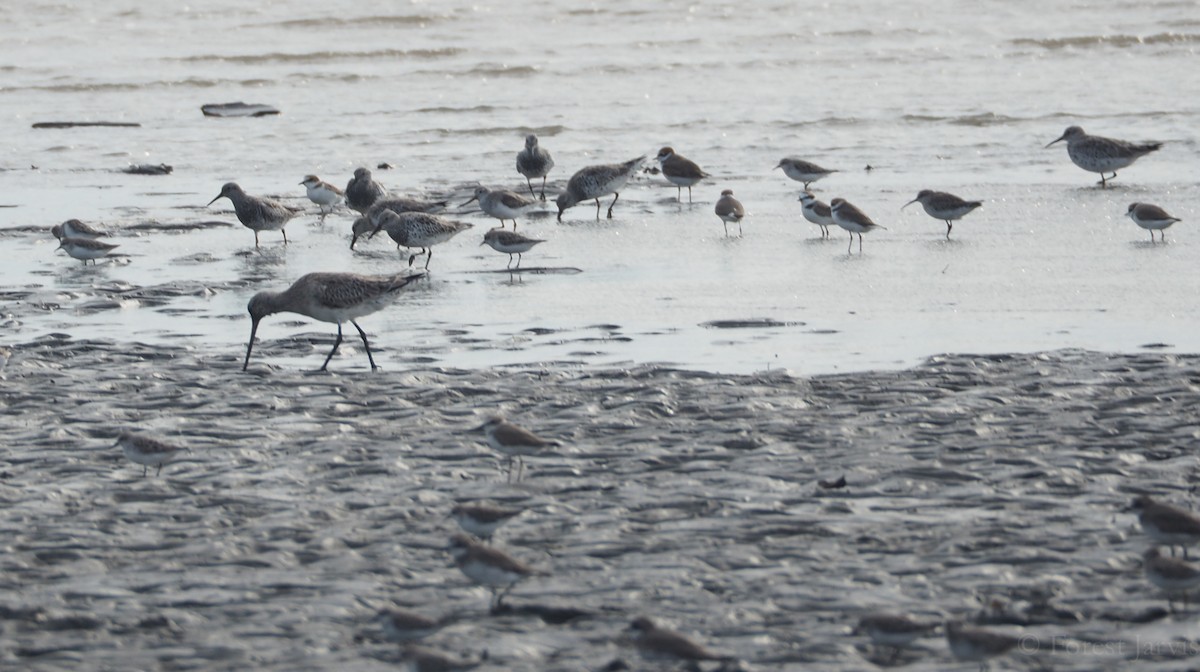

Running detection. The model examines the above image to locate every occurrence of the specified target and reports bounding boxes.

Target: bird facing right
[944,621,1019,671]
[830,198,885,254]
[902,190,982,239]
[1126,202,1181,243]
[627,616,735,664]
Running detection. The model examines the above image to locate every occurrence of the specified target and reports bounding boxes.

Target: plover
[775,157,837,189]
[944,621,1018,671]
[1144,547,1200,612]
[243,271,424,372]
[300,175,344,223]
[57,236,119,266]
[654,147,710,203]
[462,186,535,230]
[1045,126,1161,188]
[902,190,983,240]
[447,534,542,609]
[799,192,833,238]
[516,134,554,201]
[115,432,185,477]
[345,167,388,214]
[473,415,561,482]
[627,617,735,664]
[830,198,885,254]
[375,608,447,643]
[480,228,545,269]
[714,189,745,237]
[1129,495,1200,558]
[51,218,106,240]
[1126,202,1181,243]
[399,645,481,672]
[450,502,524,540]
[854,613,938,664]
[556,156,645,222]
[208,182,303,248]
[367,210,473,270]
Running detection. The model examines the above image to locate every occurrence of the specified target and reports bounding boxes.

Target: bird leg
[515,253,523,269]
[156,462,163,477]
[539,176,547,201]
[858,233,864,253]
[847,231,853,254]
[946,221,953,240]
[594,198,602,220]
[282,229,289,245]
[423,248,433,270]
[607,193,620,219]
[525,177,536,199]
[687,185,694,203]
[320,323,345,371]
[351,320,378,370]
[254,232,261,249]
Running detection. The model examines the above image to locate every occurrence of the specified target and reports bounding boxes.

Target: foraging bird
[299,175,344,222]
[1126,202,1181,243]
[556,156,645,222]
[830,198,885,254]
[902,190,982,239]
[480,228,545,269]
[57,237,119,265]
[516,134,555,201]
[1144,547,1200,612]
[462,186,535,230]
[799,192,833,238]
[115,432,185,477]
[208,182,302,248]
[775,157,837,189]
[654,146,710,203]
[345,167,388,214]
[714,189,745,236]
[627,617,736,664]
[1129,495,1200,558]
[350,197,449,249]
[367,210,473,270]
[1045,126,1161,188]
[242,271,423,372]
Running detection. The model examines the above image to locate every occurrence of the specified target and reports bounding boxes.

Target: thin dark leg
[847,231,853,254]
[254,231,261,249]
[539,176,547,201]
[687,185,693,203]
[738,221,743,237]
[351,320,378,370]
[424,248,433,270]
[803,180,811,189]
[142,464,147,477]
[676,185,682,202]
[407,253,416,267]
[515,253,523,269]
[858,233,863,253]
[506,254,514,269]
[607,192,619,219]
[946,221,953,239]
[282,229,288,245]
[723,222,729,236]
[594,198,601,220]
[525,177,536,199]
[320,323,344,371]
[156,463,163,477]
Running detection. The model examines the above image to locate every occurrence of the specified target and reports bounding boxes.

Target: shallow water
[2,0,1199,374]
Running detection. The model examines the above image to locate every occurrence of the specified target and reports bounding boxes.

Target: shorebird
[556,156,645,222]
[367,210,473,270]
[462,186,535,230]
[775,157,837,189]
[350,197,449,249]
[114,432,185,477]
[714,189,745,236]
[447,534,542,609]
[627,617,736,665]
[474,415,561,482]
[51,218,106,240]
[944,621,1018,671]
[480,228,545,269]
[242,271,423,372]
[345,167,388,214]
[516,134,554,201]
[208,182,302,248]
[854,613,938,664]
[830,198,885,254]
[399,645,481,672]
[1045,126,1161,188]
[57,236,119,265]
[799,192,833,238]
[1126,202,1181,242]
[902,190,983,240]
[451,503,523,540]
[1144,547,1200,612]
[375,608,447,643]
[1129,495,1200,558]
[300,175,344,223]
[654,146,710,203]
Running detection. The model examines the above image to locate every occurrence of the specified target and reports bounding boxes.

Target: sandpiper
[775,157,837,189]
[944,621,1018,671]
[516,134,554,201]
[243,271,423,372]
[375,608,446,643]
[628,617,735,664]
[368,210,473,270]
[399,645,481,672]
[480,228,545,269]
[1129,495,1200,558]
[556,156,645,222]
[57,236,119,265]
[350,197,449,249]
[208,182,302,248]
[474,415,561,482]
[799,192,833,238]
[447,533,542,609]
[854,613,938,664]
[115,432,185,477]
[300,175,344,223]
[830,198,885,254]
[462,186,535,230]
[1045,126,1161,188]
[1144,547,1200,612]
[1126,202,1181,243]
[714,189,745,236]
[654,147,710,203]
[345,167,389,214]
[902,190,983,240]
[51,218,106,240]
[451,502,524,539]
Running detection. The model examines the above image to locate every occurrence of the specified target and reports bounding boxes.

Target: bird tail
[1139,142,1163,154]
